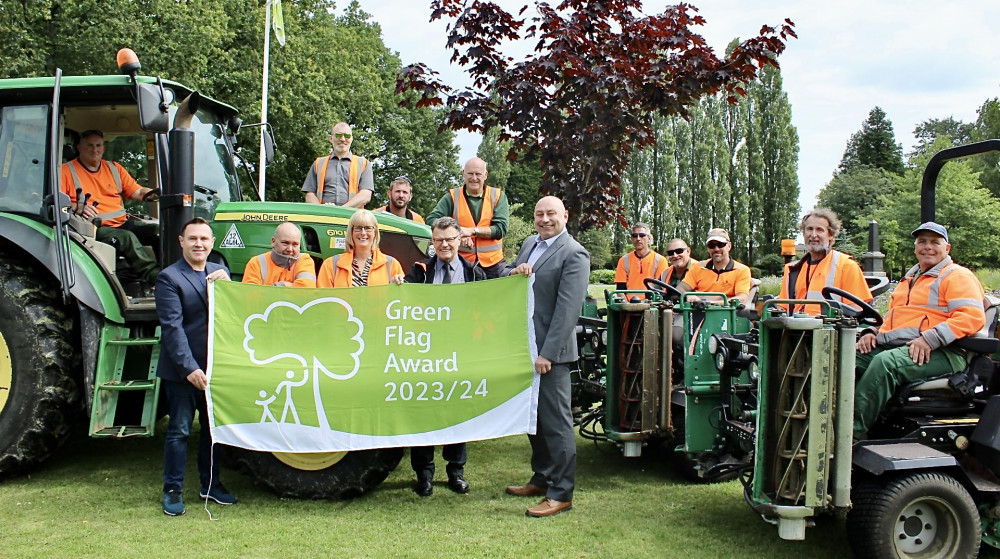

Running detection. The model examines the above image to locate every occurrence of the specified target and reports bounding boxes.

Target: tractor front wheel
[0,254,80,479]
[847,472,979,559]
[224,446,404,499]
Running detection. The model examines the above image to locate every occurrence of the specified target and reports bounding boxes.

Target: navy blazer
[155,259,227,382]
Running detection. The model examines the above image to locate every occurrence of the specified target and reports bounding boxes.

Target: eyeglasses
[665,248,687,256]
[631,233,648,239]
[332,132,352,140]
[354,226,375,233]
[432,235,460,245]
[706,241,727,249]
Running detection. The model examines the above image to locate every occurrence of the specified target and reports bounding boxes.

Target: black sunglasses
[706,241,727,249]
[630,232,648,239]
[665,248,687,256]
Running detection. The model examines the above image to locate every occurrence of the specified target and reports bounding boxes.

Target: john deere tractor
[0,50,430,499]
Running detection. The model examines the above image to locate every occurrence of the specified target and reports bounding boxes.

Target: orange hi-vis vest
[242,252,317,288]
[450,186,503,268]
[316,248,403,288]
[615,251,670,296]
[779,250,873,314]
[61,159,138,227]
[876,256,985,350]
[313,154,369,206]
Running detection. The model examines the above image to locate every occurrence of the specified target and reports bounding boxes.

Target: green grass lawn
[0,421,884,559]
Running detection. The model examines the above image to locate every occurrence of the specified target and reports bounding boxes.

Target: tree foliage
[397,0,795,232]
[0,0,459,208]
[970,98,1000,197]
[817,165,898,240]
[838,106,904,176]
[910,116,973,159]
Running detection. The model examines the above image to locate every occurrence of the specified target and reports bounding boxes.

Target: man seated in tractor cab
[854,222,985,441]
[677,228,752,305]
[779,208,872,314]
[61,129,161,294]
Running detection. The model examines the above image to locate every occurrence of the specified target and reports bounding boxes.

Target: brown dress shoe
[526,498,572,517]
[505,483,547,497]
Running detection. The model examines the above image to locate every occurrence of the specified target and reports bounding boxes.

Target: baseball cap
[911,222,948,243]
[705,228,730,244]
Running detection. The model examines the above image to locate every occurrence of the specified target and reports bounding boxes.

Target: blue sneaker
[162,490,185,516]
[199,484,238,505]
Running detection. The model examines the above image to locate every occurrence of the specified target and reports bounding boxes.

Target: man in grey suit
[504,196,590,517]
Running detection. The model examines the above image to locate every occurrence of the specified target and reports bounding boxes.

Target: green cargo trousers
[96,219,160,287]
[854,344,966,440]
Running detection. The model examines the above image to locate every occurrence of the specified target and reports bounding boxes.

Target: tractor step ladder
[89,326,162,438]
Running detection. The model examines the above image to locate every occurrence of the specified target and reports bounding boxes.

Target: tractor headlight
[714,348,728,371]
[708,334,719,354]
[748,359,759,381]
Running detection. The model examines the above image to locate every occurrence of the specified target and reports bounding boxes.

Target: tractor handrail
[921,139,1000,223]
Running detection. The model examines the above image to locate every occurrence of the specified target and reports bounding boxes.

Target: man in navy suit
[156,217,236,516]
[504,196,590,517]
[404,217,486,497]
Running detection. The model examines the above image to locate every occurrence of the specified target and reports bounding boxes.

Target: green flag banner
[206,276,537,452]
[271,0,286,47]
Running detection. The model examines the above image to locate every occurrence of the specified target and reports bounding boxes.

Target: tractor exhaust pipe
[161,92,200,267]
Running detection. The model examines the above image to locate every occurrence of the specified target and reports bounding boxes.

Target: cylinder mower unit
[678,293,757,478]
[746,300,856,541]
[601,290,673,457]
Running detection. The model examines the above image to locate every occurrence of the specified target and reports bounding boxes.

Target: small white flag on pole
[272,0,286,46]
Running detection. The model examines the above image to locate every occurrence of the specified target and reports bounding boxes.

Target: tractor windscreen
[0,105,49,214]
[181,104,241,218]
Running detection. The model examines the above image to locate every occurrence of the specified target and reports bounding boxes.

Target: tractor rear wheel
[847,472,979,559]
[224,446,404,499]
[0,254,80,478]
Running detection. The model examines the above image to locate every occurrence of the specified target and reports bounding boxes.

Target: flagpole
[259,0,272,200]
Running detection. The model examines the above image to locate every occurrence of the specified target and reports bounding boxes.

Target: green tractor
[0,50,430,498]
[734,140,1000,558]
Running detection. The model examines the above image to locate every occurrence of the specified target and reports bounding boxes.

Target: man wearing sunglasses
[659,238,698,288]
[301,122,373,208]
[403,217,485,497]
[373,176,424,223]
[678,228,752,305]
[614,223,669,295]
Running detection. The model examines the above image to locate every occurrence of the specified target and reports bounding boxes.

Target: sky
[354,0,1000,214]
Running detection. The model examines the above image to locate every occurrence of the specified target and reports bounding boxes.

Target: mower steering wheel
[643,277,683,302]
[821,286,883,328]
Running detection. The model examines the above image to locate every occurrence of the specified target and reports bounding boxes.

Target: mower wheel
[847,472,979,559]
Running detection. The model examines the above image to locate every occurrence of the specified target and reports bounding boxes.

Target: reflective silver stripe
[623,255,630,275]
[805,251,841,301]
[107,162,123,194]
[67,160,125,218]
[296,272,316,280]
[96,208,126,220]
[928,323,958,348]
[257,254,270,279]
[948,298,985,313]
[459,240,502,254]
[878,327,922,347]
[385,255,395,283]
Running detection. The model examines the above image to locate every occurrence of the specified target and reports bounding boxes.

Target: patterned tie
[442,262,453,284]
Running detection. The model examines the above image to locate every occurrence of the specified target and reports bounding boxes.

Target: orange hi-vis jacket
[312,154,369,206]
[660,259,700,288]
[450,186,503,268]
[242,252,317,288]
[60,159,141,228]
[317,248,403,288]
[683,258,752,299]
[373,205,425,224]
[615,251,670,296]
[779,250,873,314]
[875,256,985,350]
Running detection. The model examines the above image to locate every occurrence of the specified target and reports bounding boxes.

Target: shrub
[590,268,616,285]
[756,254,786,276]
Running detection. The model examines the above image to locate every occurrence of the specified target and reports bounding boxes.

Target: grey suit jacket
[510,231,590,364]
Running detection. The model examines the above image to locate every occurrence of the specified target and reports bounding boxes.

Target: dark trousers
[97,218,160,285]
[482,261,505,279]
[527,362,576,502]
[162,379,220,493]
[410,443,467,479]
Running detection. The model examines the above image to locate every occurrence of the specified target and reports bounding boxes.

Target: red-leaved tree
[397,0,795,231]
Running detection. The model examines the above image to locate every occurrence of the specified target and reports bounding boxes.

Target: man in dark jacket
[404,217,486,496]
[156,217,236,515]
